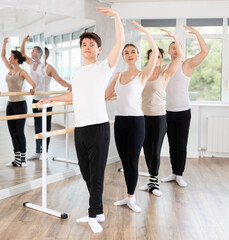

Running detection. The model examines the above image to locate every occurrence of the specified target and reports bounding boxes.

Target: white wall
[161,103,229,158]
[112,1,229,19]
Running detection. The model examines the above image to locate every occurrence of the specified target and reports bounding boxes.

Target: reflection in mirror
[0,9,96,198]
[0,6,45,191]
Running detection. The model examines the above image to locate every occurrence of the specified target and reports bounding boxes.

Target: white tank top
[115,72,144,116]
[166,63,190,111]
[142,73,166,116]
[30,62,44,100]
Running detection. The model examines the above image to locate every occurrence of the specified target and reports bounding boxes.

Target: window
[186,18,223,101]
[187,18,223,34]
[140,18,228,102]
[141,19,176,35]
[141,19,176,68]
[187,38,222,101]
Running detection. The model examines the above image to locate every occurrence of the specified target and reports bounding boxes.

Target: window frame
[140,18,229,103]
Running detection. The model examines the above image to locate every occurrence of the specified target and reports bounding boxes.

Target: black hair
[45,47,49,58]
[147,48,164,60]
[79,32,102,48]
[168,41,175,50]
[11,50,26,64]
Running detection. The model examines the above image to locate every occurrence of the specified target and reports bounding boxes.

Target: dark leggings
[166,109,191,176]
[7,101,27,153]
[32,99,52,153]
[143,115,167,176]
[74,122,110,218]
[114,116,145,195]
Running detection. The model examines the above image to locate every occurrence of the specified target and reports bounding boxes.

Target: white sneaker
[27,153,41,160]
[39,153,48,161]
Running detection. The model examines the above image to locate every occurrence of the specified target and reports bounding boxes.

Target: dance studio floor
[0,154,228,239]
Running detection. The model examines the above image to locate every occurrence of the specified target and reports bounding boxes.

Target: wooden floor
[0,156,228,240]
[0,120,77,189]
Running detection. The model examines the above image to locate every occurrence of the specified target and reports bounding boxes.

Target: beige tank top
[142,73,166,116]
[6,70,24,102]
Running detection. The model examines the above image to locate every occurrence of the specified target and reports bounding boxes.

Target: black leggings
[114,116,145,195]
[7,101,27,153]
[166,109,191,176]
[33,99,52,153]
[143,115,167,176]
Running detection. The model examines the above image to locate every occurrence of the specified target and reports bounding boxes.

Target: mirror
[0,7,97,197]
[0,5,46,191]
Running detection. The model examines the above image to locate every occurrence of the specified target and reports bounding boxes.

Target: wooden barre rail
[32,101,73,109]
[0,91,67,97]
[0,110,74,121]
[35,121,115,139]
[32,97,117,109]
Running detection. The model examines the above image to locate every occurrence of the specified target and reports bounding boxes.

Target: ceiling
[99,0,229,2]
[0,7,43,33]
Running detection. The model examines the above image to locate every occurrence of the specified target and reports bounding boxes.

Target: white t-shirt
[72,58,116,127]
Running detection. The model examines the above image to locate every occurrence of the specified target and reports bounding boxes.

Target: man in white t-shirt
[39,7,125,234]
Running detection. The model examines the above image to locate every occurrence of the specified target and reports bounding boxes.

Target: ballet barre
[33,101,76,164]
[32,101,73,109]
[35,121,115,139]
[32,96,117,109]
[24,103,68,219]
[0,110,73,121]
[0,91,67,97]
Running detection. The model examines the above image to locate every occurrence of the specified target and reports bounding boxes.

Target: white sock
[76,214,105,223]
[114,196,136,206]
[127,196,141,213]
[113,197,128,206]
[27,153,41,160]
[88,218,103,234]
[138,184,148,191]
[161,174,176,182]
[96,213,105,222]
[152,189,163,197]
[176,176,187,187]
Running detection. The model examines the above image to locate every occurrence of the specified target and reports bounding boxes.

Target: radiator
[207,117,229,153]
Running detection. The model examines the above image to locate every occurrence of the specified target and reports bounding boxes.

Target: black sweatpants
[166,109,191,176]
[7,101,27,153]
[143,115,167,176]
[114,116,145,195]
[74,122,110,218]
[32,99,52,153]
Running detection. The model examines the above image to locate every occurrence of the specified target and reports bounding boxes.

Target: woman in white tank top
[105,21,158,212]
[139,30,183,196]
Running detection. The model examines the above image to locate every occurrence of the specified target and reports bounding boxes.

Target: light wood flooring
[0,156,228,240]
